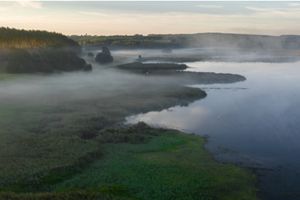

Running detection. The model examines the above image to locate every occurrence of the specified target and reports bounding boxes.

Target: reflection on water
[126,61,300,200]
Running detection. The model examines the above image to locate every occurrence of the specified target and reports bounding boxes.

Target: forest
[0,28,90,73]
[0,27,79,49]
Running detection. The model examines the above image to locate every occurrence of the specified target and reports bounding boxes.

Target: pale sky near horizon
[1,1,300,36]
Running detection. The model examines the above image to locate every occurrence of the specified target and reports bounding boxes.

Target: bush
[95,47,113,64]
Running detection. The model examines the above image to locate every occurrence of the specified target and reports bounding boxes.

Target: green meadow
[0,124,257,200]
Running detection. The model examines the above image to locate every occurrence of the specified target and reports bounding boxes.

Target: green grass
[50,128,257,200]
[0,123,257,200]
[0,103,99,188]
[0,84,204,188]
[0,190,134,200]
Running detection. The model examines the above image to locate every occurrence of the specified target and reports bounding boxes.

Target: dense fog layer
[0,69,182,106]
[109,47,300,63]
[1,47,299,107]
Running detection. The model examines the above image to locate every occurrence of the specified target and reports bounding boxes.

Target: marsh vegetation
[0,28,260,200]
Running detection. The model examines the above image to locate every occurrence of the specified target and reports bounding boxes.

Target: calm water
[127,61,300,200]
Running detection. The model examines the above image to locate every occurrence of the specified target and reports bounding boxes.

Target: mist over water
[127,61,300,200]
[0,50,180,106]
[1,47,300,199]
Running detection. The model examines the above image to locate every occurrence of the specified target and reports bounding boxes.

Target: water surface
[127,61,300,200]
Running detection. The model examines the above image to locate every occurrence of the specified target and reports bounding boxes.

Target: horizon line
[2,26,300,37]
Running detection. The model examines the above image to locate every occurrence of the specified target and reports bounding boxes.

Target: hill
[0,27,91,73]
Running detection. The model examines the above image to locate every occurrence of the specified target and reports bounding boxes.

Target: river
[126,61,300,200]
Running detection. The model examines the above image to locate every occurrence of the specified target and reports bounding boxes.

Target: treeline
[0,27,92,73]
[70,34,180,49]
[0,27,79,49]
[71,33,300,50]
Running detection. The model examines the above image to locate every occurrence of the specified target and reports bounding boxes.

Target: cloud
[245,6,288,13]
[1,1,300,35]
[245,6,271,12]
[245,6,300,17]
[0,7,9,12]
[16,0,43,9]
[196,4,223,9]
[78,11,109,17]
[288,3,300,7]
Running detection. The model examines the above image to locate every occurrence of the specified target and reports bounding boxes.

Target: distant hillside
[71,33,300,51]
[0,27,79,49]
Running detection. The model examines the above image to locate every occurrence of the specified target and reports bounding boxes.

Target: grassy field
[0,78,205,189]
[55,126,257,200]
[0,124,257,200]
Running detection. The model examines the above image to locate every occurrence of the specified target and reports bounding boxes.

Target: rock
[95,47,113,64]
[87,52,94,57]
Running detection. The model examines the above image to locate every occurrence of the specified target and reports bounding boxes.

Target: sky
[1,1,300,35]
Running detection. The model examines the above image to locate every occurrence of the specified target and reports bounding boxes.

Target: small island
[116,62,187,71]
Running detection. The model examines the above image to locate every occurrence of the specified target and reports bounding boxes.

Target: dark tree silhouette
[95,47,113,64]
